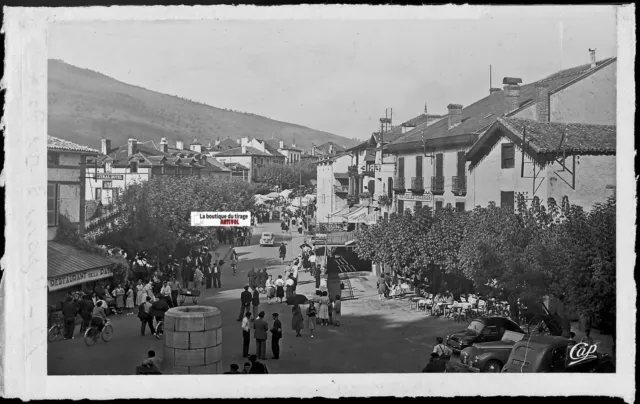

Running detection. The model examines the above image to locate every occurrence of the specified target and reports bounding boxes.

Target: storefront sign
[566,342,598,367]
[397,192,433,202]
[96,173,124,180]
[360,164,380,172]
[48,266,114,292]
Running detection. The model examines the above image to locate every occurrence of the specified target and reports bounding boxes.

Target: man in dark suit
[253,311,269,360]
[61,297,78,339]
[270,313,282,360]
[236,286,252,321]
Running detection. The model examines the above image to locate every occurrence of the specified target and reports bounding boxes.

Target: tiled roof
[466,117,616,168]
[266,139,303,152]
[216,146,272,157]
[364,149,376,162]
[48,241,116,279]
[316,142,347,154]
[225,162,250,171]
[201,158,231,172]
[334,173,350,179]
[387,57,617,150]
[258,140,286,158]
[48,136,99,154]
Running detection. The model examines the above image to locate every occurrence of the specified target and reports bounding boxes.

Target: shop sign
[96,173,124,180]
[397,192,433,202]
[48,266,114,292]
[566,342,598,367]
[359,163,380,172]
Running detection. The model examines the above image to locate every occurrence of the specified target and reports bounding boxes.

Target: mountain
[48,59,359,152]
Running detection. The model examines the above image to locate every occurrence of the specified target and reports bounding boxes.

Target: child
[306,302,317,338]
[333,295,342,326]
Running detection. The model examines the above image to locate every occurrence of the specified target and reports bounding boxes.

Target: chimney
[329,144,334,154]
[127,138,138,156]
[159,138,168,153]
[535,83,550,122]
[503,77,523,114]
[447,104,463,129]
[241,146,247,154]
[589,48,596,68]
[490,87,502,95]
[236,138,241,145]
[176,140,184,150]
[215,138,221,146]
[279,140,284,149]
[101,138,111,155]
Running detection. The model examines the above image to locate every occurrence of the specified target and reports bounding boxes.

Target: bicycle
[84,320,114,346]
[48,323,65,342]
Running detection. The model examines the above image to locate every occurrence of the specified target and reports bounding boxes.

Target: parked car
[259,232,275,247]
[460,330,526,372]
[502,335,615,373]
[446,316,525,354]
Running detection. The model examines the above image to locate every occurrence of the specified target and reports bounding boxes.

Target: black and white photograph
[1,4,636,400]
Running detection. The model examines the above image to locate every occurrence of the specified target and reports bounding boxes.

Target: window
[103,181,112,189]
[387,177,393,199]
[105,162,112,172]
[435,200,443,211]
[456,202,465,212]
[398,157,405,178]
[416,156,423,178]
[415,201,422,210]
[384,212,389,221]
[48,153,60,166]
[397,200,404,214]
[457,151,466,178]
[95,188,102,200]
[47,183,59,227]
[130,161,138,173]
[322,195,326,203]
[501,191,515,211]
[368,180,375,195]
[260,158,264,165]
[435,153,443,177]
[501,143,515,169]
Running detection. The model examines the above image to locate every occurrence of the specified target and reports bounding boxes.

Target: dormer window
[105,162,112,172]
[130,161,138,173]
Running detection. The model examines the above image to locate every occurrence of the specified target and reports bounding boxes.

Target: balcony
[431,176,445,195]
[393,176,406,193]
[347,194,359,206]
[452,176,467,196]
[409,177,425,194]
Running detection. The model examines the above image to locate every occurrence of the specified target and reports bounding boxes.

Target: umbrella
[299,243,311,249]
[286,294,310,306]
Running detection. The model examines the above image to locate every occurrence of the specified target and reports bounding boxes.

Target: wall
[550,61,616,125]
[467,136,548,209]
[547,155,616,210]
[49,152,83,240]
[316,164,334,223]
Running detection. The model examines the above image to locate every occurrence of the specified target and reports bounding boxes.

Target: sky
[48,6,618,140]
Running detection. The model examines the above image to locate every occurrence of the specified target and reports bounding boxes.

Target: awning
[48,242,116,292]
[329,206,352,222]
[345,207,369,223]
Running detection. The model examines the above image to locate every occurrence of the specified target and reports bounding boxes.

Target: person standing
[61,297,78,339]
[308,252,317,275]
[181,258,191,289]
[306,302,317,338]
[114,284,125,315]
[241,311,252,358]
[135,279,145,306]
[433,336,453,357]
[292,303,304,337]
[318,291,330,326]
[274,275,285,303]
[125,286,135,315]
[256,269,266,294]
[193,267,204,291]
[265,275,276,304]
[253,311,269,360]
[292,263,299,293]
[236,286,252,321]
[333,295,342,326]
[212,261,222,288]
[161,281,172,308]
[377,273,387,301]
[248,267,257,290]
[313,265,321,289]
[204,258,213,289]
[145,280,155,302]
[170,277,180,308]
[139,296,154,336]
[251,287,260,319]
[78,294,94,334]
[285,275,295,299]
[270,313,282,360]
[279,243,287,263]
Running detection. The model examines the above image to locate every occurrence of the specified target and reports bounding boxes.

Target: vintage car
[446,316,525,354]
[260,232,275,247]
[502,335,615,373]
[459,330,526,372]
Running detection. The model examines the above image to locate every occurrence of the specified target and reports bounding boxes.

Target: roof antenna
[490,64,492,95]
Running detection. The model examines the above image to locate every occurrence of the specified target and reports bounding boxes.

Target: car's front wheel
[484,360,502,373]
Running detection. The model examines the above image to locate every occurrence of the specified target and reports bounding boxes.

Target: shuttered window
[398,157,405,178]
[501,144,515,169]
[416,156,423,178]
[435,154,443,177]
[456,202,465,212]
[48,183,59,227]
[457,151,466,177]
[398,200,404,214]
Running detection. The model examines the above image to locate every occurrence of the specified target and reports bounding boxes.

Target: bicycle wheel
[84,328,97,346]
[48,325,60,342]
[155,322,164,339]
[101,324,114,342]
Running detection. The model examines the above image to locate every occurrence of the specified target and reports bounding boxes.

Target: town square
[32,7,623,378]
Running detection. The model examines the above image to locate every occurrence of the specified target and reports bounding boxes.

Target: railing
[452,176,467,196]
[410,177,424,193]
[347,194,359,206]
[393,176,406,192]
[431,176,445,195]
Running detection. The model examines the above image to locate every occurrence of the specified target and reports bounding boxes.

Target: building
[86,137,230,206]
[314,141,347,158]
[266,139,303,164]
[48,136,116,305]
[315,153,352,224]
[466,52,616,210]
[384,50,616,213]
[214,145,275,183]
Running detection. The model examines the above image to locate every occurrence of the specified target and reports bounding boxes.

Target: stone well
[162,305,223,375]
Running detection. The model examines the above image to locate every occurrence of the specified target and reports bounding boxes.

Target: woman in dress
[125,286,135,315]
[318,291,330,326]
[114,284,125,314]
[145,280,155,302]
[291,303,304,337]
[306,302,317,338]
[265,275,276,304]
[275,275,285,303]
[136,279,145,306]
[312,290,322,325]
[285,275,295,299]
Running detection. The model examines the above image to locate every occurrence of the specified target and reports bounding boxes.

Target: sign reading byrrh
[397,192,433,203]
[48,266,114,292]
[95,173,124,180]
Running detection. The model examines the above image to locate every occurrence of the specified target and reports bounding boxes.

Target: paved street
[48,221,466,375]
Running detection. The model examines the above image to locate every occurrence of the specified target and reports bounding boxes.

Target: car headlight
[474,355,479,363]
[446,335,450,340]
